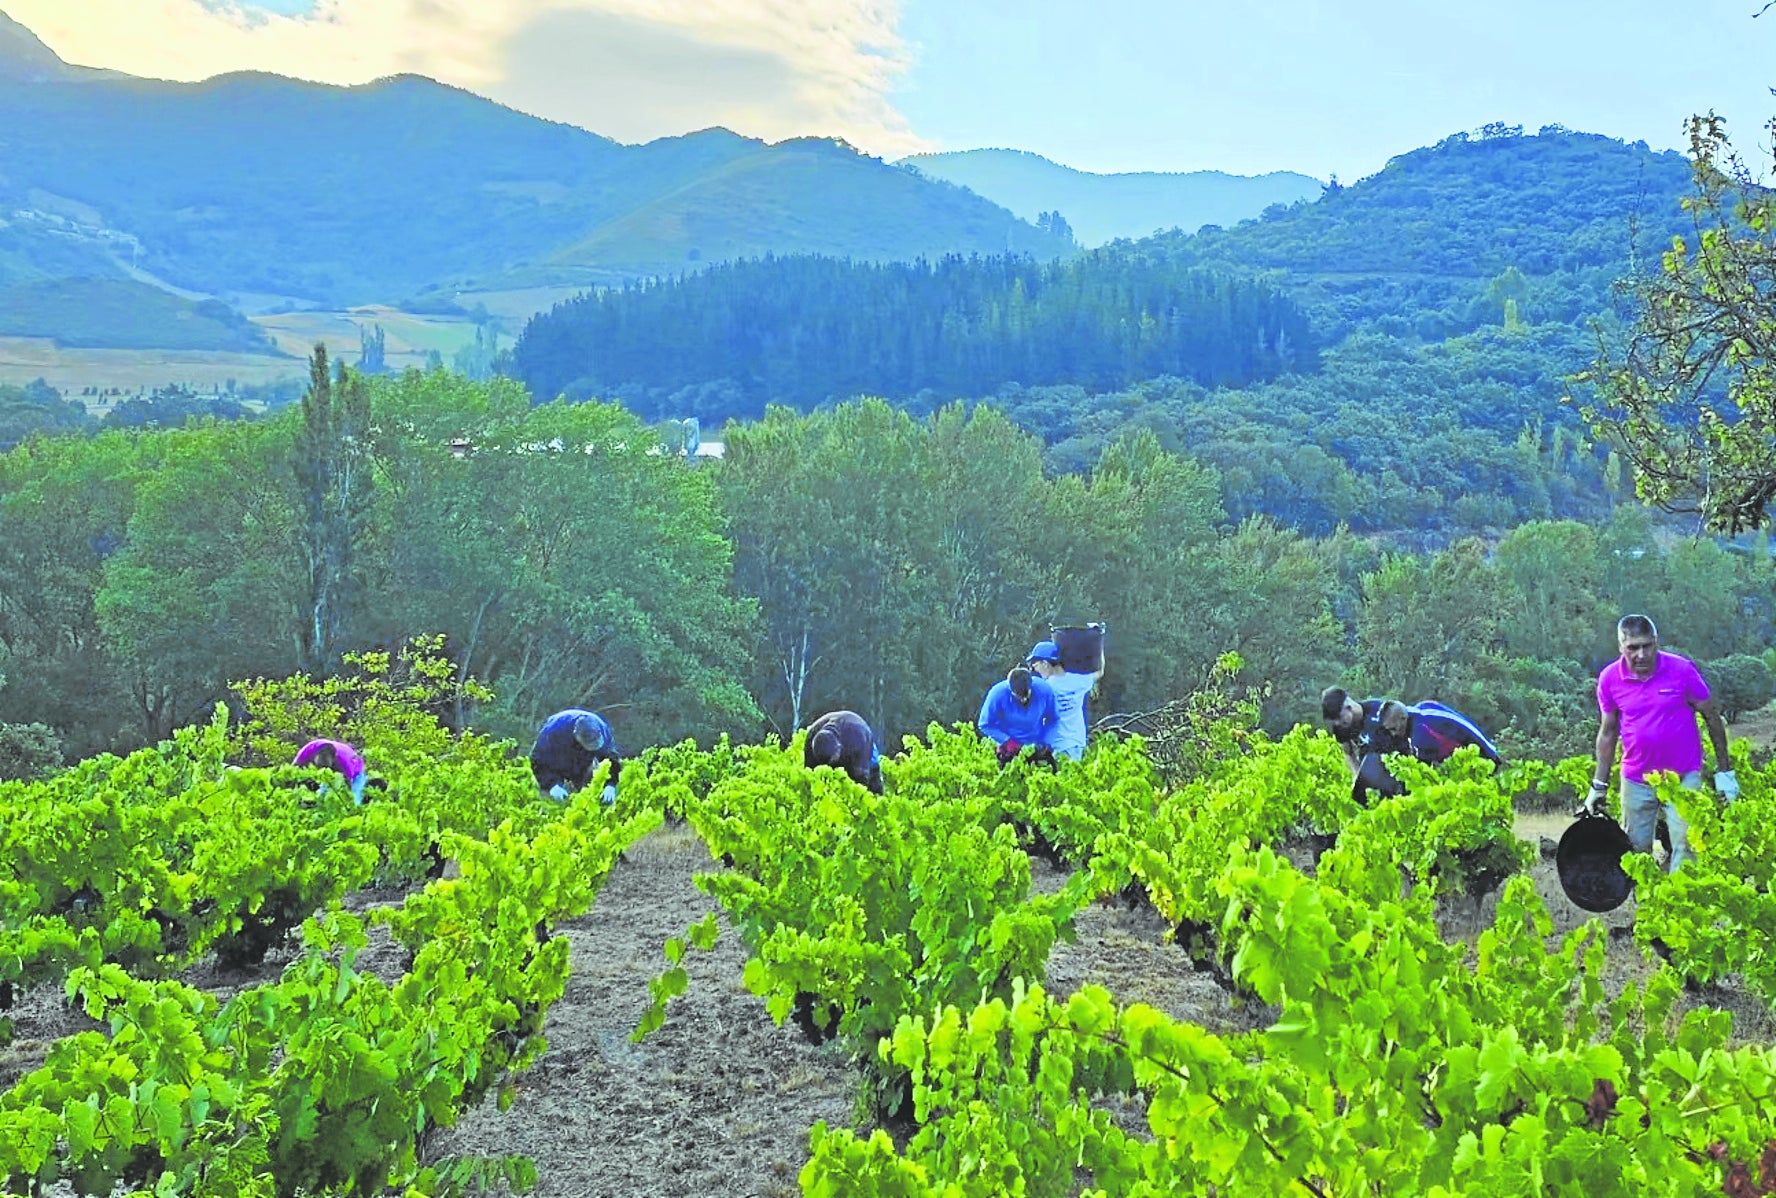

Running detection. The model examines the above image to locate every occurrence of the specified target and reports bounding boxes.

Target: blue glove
[601,783,618,806]
[547,783,570,802]
[1714,770,1740,801]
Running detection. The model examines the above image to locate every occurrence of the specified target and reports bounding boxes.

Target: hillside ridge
[900,147,1323,245]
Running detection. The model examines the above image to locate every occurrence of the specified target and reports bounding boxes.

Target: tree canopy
[1585,114,1776,532]
[512,252,1315,418]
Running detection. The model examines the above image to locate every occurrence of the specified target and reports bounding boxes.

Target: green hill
[1139,125,1696,338]
[0,278,276,351]
[899,148,1322,246]
[522,137,1067,286]
[505,126,1707,540]
[511,127,1697,420]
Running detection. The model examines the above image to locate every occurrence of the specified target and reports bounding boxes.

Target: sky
[6,0,1775,181]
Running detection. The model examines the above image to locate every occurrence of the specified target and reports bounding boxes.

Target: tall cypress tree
[358,323,387,374]
[295,344,371,676]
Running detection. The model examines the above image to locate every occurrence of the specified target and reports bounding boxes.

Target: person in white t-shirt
[1027,638,1102,761]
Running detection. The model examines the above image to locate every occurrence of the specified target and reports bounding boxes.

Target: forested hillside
[1148,125,1695,337]
[990,323,1614,532]
[512,253,1315,417]
[508,127,1696,536]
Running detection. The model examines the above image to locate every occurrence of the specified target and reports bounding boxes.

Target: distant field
[447,286,586,323]
[0,301,549,396]
[0,335,301,395]
[253,306,487,368]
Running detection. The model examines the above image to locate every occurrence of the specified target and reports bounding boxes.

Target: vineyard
[5,651,1776,1196]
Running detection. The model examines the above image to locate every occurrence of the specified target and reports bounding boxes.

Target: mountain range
[0,9,1081,346]
[898,149,1322,245]
[0,8,1340,355]
[0,8,1708,378]
[513,124,1701,413]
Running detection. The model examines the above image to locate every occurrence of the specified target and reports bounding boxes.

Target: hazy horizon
[5,1,1773,182]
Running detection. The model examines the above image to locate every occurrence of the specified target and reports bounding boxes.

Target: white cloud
[5,0,932,155]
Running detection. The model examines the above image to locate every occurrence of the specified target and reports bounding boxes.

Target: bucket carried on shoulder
[1051,624,1106,674]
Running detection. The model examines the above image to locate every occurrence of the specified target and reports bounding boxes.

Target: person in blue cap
[529,708,622,804]
[803,709,883,793]
[977,666,1059,765]
[1028,638,1103,761]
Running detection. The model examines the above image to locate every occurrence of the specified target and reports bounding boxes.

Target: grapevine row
[0,786,656,1196]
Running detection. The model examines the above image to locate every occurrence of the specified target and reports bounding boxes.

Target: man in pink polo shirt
[1586,614,1737,871]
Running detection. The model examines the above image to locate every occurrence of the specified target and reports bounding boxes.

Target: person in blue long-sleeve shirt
[977,667,1059,765]
[530,709,622,804]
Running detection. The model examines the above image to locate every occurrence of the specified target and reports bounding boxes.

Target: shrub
[1707,654,1776,722]
[0,721,63,781]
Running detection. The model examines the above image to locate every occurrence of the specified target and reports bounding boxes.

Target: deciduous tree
[96,420,304,742]
[0,431,145,754]
[1494,519,1606,663]
[1585,114,1776,531]
[366,373,759,746]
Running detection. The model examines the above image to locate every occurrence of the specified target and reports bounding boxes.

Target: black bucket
[1353,752,1405,800]
[1051,625,1105,674]
[1555,814,1634,913]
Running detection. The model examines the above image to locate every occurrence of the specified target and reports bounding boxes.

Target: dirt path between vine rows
[430,831,1276,1198]
[429,823,861,1198]
[433,813,1776,1197]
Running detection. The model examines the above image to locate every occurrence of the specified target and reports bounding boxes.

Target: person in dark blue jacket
[1404,700,1503,769]
[1321,687,1501,800]
[804,710,882,793]
[530,709,622,804]
[977,667,1059,765]
[1322,688,1410,785]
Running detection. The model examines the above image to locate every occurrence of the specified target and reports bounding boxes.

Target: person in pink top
[293,738,369,804]
[1585,614,1736,872]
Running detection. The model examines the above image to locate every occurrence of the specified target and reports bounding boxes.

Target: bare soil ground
[428,823,859,1198]
[428,832,1284,1197]
[1728,704,1776,754]
[438,814,1756,1197]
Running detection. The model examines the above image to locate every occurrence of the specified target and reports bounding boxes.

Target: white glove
[547,783,570,801]
[1714,770,1740,801]
[601,783,618,806]
[1581,778,1609,817]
